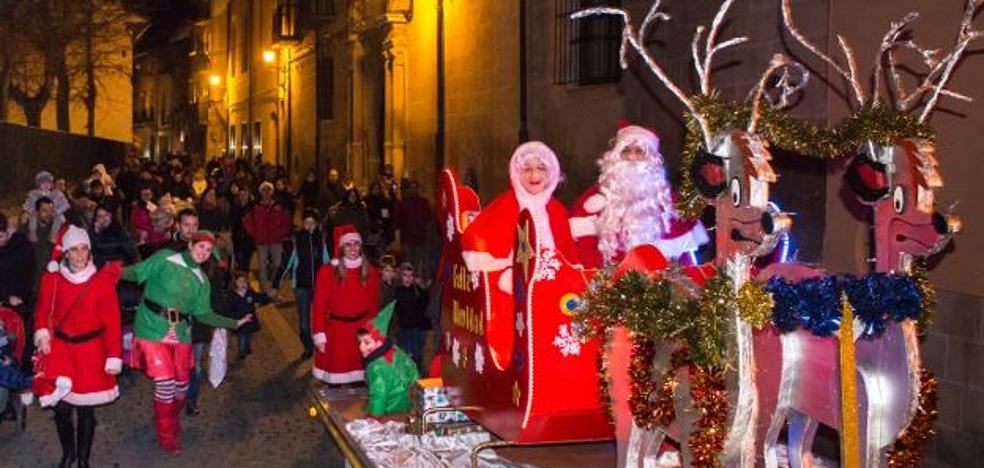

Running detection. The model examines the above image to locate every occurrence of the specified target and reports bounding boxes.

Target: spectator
[89,204,137,268]
[317,168,346,209]
[88,179,120,218]
[186,260,231,416]
[129,184,158,249]
[365,181,394,261]
[273,209,329,360]
[395,181,434,279]
[28,197,58,294]
[226,271,272,360]
[229,186,255,272]
[22,171,68,243]
[331,188,369,238]
[0,212,35,365]
[274,177,295,214]
[197,187,232,262]
[88,163,116,196]
[298,169,319,210]
[164,208,199,253]
[377,256,398,336]
[243,182,292,289]
[393,263,430,371]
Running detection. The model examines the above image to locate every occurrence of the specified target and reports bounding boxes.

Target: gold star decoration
[511,381,522,407]
[516,220,534,279]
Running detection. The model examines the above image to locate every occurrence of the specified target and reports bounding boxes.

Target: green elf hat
[365,301,396,341]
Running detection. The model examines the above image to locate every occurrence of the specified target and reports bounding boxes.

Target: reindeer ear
[691,151,727,198]
[845,155,890,202]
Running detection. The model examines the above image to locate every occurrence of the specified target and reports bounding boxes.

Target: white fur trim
[569,216,598,239]
[497,268,514,295]
[104,358,123,374]
[312,367,364,384]
[47,260,60,273]
[339,232,362,246]
[34,329,50,347]
[583,193,607,214]
[312,333,327,346]
[19,392,35,406]
[329,258,339,267]
[461,251,512,273]
[39,376,73,407]
[63,386,120,406]
[654,223,710,259]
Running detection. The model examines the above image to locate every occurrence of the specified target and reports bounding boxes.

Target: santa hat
[47,225,90,273]
[364,301,395,342]
[615,121,661,155]
[332,225,361,259]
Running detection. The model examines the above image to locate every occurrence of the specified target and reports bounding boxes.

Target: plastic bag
[208,329,228,388]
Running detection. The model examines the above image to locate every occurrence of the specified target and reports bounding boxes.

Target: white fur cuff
[104,358,123,374]
[461,251,512,273]
[583,193,607,214]
[34,329,50,347]
[498,268,514,295]
[313,333,327,346]
[569,216,598,239]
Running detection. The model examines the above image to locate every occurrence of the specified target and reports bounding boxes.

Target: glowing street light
[209,74,222,86]
[262,49,276,64]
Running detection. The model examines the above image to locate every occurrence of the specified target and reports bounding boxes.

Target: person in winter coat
[197,187,233,264]
[394,181,434,280]
[226,271,272,359]
[0,213,35,319]
[330,189,370,238]
[243,182,292,290]
[122,231,252,453]
[228,187,255,272]
[298,169,319,210]
[364,182,394,261]
[89,205,137,268]
[392,263,430,371]
[22,171,69,243]
[32,226,123,468]
[311,225,379,384]
[272,209,329,360]
[185,259,231,416]
[358,303,419,416]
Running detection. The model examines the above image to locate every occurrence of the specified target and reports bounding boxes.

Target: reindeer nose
[762,211,793,235]
[933,212,962,235]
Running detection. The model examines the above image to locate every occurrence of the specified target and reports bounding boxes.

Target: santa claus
[570,124,708,268]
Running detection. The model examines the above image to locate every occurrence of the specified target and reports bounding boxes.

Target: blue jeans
[295,288,314,354]
[237,331,253,356]
[398,328,427,371]
[187,342,206,405]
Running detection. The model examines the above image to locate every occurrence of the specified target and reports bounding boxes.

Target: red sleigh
[435,170,611,443]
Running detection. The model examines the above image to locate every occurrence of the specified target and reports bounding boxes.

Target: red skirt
[43,334,119,406]
[130,338,194,382]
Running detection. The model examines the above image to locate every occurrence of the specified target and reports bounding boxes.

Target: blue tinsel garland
[764,272,924,339]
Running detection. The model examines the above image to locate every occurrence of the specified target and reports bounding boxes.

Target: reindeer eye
[730,178,742,207]
[892,186,905,214]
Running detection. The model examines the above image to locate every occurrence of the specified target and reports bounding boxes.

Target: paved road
[0,296,343,467]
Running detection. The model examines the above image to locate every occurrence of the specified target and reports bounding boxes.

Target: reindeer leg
[786,410,818,468]
[763,404,790,468]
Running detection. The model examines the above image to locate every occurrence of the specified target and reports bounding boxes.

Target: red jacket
[243,201,293,246]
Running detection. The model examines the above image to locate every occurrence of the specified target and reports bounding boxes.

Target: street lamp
[209,74,222,86]
[262,49,277,64]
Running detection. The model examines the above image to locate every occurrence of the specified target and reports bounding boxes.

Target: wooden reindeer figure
[763,1,974,466]
[574,1,798,466]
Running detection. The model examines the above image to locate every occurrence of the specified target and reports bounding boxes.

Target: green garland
[676,97,936,219]
[576,269,736,370]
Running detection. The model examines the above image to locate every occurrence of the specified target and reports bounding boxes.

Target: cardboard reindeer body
[436,170,610,443]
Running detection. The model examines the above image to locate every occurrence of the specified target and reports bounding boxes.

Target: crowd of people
[0,154,444,465]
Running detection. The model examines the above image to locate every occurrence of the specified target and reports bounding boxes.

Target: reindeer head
[846,139,961,271]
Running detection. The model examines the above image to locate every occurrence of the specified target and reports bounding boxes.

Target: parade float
[305,1,976,466]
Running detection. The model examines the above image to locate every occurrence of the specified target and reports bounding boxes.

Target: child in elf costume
[358,302,419,416]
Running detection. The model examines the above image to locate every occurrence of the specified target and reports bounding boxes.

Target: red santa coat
[569,185,708,269]
[311,263,380,384]
[34,263,122,407]
[462,189,581,275]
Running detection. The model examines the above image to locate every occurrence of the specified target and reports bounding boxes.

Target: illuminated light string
[768,201,792,263]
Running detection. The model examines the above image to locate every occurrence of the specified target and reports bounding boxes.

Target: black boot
[76,407,96,468]
[53,403,76,468]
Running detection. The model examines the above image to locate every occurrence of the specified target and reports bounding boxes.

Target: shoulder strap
[51,278,95,331]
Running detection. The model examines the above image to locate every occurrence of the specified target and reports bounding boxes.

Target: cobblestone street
[0,298,342,467]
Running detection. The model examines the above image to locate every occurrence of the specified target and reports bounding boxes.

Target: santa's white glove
[313,333,327,353]
[34,329,51,355]
[497,267,514,295]
[104,358,123,375]
[19,392,35,406]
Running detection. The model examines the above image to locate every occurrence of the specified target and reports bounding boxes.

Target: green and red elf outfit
[121,230,243,454]
[360,302,419,416]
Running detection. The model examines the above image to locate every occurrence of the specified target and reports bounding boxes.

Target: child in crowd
[358,303,419,416]
[393,263,430,371]
[0,311,32,423]
[226,271,269,360]
[22,171,69,243]
[378,255,398,334]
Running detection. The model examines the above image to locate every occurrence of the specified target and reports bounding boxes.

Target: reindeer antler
[573,2,713,147]
[692,0,749,95]
[781,0,866,108]
[746,54,809,133]
[918,0,983,122]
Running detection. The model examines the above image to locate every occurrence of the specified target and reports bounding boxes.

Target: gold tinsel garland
[628,338,661,430]
[736,281,774,329]
[911,261,937,336]
[687,364,731,468]
[676,97,936,219]
[886,369,939,467]
[597,333,615,426]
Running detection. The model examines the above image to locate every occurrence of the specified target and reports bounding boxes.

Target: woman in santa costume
[311,225,380,384]
[121,230,251,453]
[33,225,122,468]
[569,124,708,268]
[462,141,581,289]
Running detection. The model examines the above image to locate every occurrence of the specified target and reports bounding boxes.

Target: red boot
[153,400,180,454]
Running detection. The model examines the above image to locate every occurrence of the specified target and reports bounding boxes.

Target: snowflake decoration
[532,248,561,281]
[452,338,461,367]
[515,310,526,336]
[474,343,485,374]
[469,271,480,291]
[445,214,455,242]
[553,324,582,357]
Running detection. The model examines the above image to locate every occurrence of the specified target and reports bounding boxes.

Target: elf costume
[362,302,419,416]
[121,230,240,453]
[311,225,379,384]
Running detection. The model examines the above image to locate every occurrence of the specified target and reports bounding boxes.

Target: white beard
[597,158,675,264]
